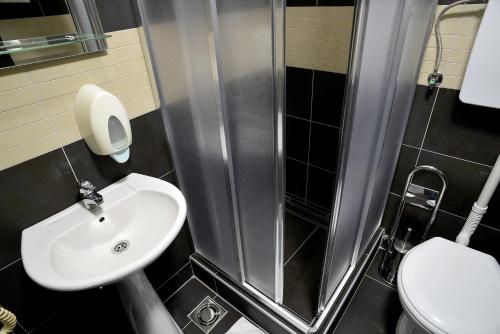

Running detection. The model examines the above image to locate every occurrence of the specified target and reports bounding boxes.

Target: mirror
[0,0,108,69]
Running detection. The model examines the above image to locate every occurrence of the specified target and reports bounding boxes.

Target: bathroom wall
[382,1,500,261]
[285,1,354,213]
[0,1,194,333]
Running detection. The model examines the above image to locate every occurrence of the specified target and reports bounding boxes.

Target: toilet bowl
[396,237,500,334]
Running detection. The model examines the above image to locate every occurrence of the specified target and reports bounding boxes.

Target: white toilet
[396,237,500,334]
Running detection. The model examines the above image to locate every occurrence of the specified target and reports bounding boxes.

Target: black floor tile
[284,211,316,263]
[214,278,292,334]
[164,278,216,329]
[365,249,395,289]
[32,286,132,334]
[155,262,193,302]
[333,277,402,334]
[283,228,328,322]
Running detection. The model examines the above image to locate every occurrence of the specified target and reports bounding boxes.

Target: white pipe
[456,154,500,246]
[0,306,16,334]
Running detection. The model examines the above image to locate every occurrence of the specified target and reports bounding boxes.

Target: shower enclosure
[137,0,436,331]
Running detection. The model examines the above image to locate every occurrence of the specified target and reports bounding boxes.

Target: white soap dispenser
[74,84,132,163]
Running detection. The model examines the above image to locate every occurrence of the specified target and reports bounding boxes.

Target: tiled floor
[283,210,328,322]
[164,276,264,333]
[332,249,403,334]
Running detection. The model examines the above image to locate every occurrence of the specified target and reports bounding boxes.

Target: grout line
[163,277,196,304]
[419,148,493,168]
[401,143,420,150]
[181,321,192,330]
[286,114,340,129]
[284,226,318,266]
[159,169,175,179]
[364,275,398,292]
[415,87,439,166]
[194,276,217,297]
[0,257,21,272]
[61,147,79,183]
[16,321,29,334]
[477,223,500,233]
[286,156,335,174]
[156,260,191,291]
[304,70,315,202]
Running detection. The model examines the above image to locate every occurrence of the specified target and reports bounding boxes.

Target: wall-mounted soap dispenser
[74,84,132,163]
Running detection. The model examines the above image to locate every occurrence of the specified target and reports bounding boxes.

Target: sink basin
[21,173,187,291]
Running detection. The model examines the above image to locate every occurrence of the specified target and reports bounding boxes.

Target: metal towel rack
[379,165,447,285]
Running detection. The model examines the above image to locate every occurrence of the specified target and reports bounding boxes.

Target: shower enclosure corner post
[272,0,286,305]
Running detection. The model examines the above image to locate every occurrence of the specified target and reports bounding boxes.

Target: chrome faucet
[79,179,103,210]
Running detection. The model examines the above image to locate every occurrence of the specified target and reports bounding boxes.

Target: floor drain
[188,297,227,333]
[112,240,130,254]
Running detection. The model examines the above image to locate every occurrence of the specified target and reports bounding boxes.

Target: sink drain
[112,240,130,254]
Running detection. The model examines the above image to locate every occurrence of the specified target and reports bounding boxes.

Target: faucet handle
[79,179,96,191]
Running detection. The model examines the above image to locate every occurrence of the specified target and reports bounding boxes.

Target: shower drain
[112,240,130,254]
[188,297,227,333]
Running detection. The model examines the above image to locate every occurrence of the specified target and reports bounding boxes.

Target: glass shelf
[0,33,111,56]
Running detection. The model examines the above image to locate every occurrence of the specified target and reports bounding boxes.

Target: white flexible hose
[0,306,16,334]
[456,154,500,246]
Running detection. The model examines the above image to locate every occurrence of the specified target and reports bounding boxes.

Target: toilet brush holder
[379,165,447,286]
[379,228,413,285]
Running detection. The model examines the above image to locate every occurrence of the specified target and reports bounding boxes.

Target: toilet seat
[397,237,500,334]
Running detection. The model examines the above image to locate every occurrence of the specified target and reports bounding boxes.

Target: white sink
[21,173,187,291]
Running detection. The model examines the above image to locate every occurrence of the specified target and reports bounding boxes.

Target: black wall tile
[64,110,172,191]
[286,67,313,119]
[423,88,500,166]
[390,145,419,194]
[317,0,356,5]
[286,116,310,162]
[307,165,335,209]
[33,286,133,334]
[286,0,317,7]
[403,85,437,147]
[0,2,43,20]
[311,70,346,127]
[95,0,140,32]
[285,158,307,199]
[415,150,499,227]
[0,149,77,268]
[309,123,340,171]
[38,0,69,16]
[145,225,194,289]
[0,261,78,332]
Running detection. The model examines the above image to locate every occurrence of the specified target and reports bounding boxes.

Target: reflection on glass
[283,2,356,322]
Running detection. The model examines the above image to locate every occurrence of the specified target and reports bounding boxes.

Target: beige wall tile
[0,27,159,171]
[285,6,355,74]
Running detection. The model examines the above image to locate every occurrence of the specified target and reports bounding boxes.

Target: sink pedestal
[117,270,182,334]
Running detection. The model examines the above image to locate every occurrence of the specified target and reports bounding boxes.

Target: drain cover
[188,297,227,333]
[112,240,130,254]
